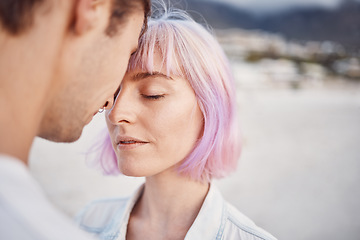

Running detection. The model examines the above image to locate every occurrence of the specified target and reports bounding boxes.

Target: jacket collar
[114,183,226,240]
[185,184,226,239]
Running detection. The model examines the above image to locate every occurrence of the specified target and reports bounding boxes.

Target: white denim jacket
[76,184,277,240]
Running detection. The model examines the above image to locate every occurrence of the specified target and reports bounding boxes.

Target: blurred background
[30,0,360,239]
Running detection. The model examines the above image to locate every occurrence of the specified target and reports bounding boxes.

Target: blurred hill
[173,0,360,55]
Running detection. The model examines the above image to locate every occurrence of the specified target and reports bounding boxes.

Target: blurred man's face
[38,9,145,142]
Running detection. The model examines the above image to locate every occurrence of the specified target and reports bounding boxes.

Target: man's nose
[104,97,114,111]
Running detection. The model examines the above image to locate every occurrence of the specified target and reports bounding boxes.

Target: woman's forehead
[129,46,184,78]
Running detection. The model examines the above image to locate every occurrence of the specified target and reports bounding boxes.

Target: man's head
[16,0,150,142]
[0,0,150,36]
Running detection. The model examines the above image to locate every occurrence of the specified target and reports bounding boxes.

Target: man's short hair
[0,0,44,35]
[107,0,151,36]
[0,0,151,35]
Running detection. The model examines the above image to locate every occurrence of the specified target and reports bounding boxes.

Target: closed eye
[141,94,165,100]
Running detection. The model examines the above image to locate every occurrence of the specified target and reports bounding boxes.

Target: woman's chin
[119,167,148,178]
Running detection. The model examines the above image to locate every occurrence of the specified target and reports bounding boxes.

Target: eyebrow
[131,71,173,81]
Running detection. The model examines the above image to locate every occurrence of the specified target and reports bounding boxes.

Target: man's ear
[74,0,107,35]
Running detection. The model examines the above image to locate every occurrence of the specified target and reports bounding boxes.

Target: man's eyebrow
[131,71,173,81]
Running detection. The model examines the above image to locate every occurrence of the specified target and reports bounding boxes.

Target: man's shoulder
[0,155,94,240]
[76,197,130,233]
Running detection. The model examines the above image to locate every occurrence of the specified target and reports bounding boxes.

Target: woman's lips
[116,136,149,150]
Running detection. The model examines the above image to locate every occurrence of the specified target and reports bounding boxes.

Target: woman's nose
[106,90,135,125]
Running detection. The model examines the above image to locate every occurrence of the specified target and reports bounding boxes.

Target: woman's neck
[128,170,209,240]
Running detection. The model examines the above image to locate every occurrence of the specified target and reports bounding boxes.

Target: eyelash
[141,94,165,100]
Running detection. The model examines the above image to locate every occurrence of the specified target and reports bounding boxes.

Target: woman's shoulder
[188,184,277,240]
[223,202,277,240]
[75,197,130,234]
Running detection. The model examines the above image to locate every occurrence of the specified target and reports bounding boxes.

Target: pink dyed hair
[89,8,241,182]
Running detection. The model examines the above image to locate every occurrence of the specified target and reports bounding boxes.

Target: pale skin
[106,51,210,239]
[0,0,144,164]
[127,172,209,240]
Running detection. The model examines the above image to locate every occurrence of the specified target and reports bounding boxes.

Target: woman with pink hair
[77,8,276,240]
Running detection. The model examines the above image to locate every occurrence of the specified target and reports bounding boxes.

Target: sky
[207,0,357,14]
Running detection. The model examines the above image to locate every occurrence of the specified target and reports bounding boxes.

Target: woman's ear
[73,0,108,35]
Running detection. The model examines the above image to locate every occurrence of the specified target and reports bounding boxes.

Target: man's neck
[0,8,67,164]
[0,84,42,164]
